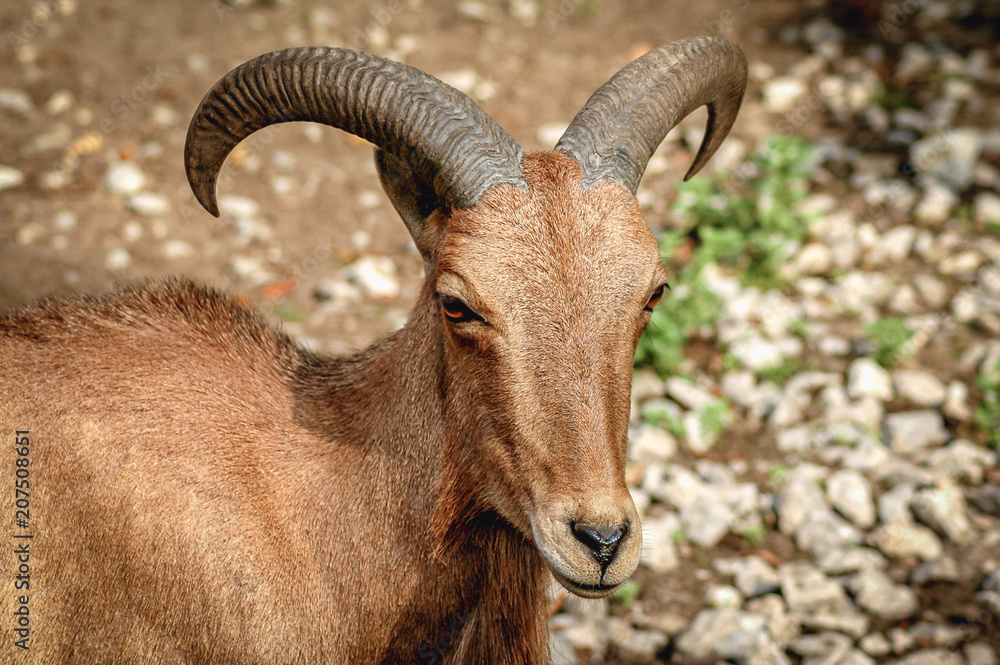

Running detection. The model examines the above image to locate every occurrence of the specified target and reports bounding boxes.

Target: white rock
[942,381,972,421]
[913,273,949,309]
[729,335,784,371]
[345,255,400,299]
[706,585,743,609]
[779,561,845,612]
[849,568,918,621]
[951,289,981,323]
[763,76,808,113]
[847,358,893,401]
[45,89,74,115]
[911,480,975,544]
[537,122,568,148]
[218,194,261,219]
[0,165,25,192]
[161,240,194,260]
[105,247,132,271]
[681,498,735,548]
[793,243,833,276]
[913,181,958,224]
[974,192,1000,223]
[128,191,171,217]
[882,410,949,455]
[0,88,34,114]
[640,513,680,573]
[892,369,946,407]
[869,522,943,560]
[629,425,677,464]
[911,128,984,191]
[826,469,876,528]
[868,225,916,265]
[104,161,147,195]
[665,377,715,412]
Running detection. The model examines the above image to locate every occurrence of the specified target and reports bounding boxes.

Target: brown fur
[0,152,664,663]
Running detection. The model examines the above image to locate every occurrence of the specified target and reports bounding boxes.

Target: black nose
[571,521,628,570]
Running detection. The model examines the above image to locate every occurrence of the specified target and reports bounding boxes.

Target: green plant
[701,398,733,438]
[634,135,819,377]
[739,524,767,547]
[975,358,1000,448]
[864,317,914,367]
[611,579,641,608]
[766,463,789,490]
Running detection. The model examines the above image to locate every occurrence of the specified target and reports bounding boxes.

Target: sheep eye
[439,295,484,324]
[644,284,667,312]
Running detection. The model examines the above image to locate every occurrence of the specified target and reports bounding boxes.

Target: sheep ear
[374,148,443,251]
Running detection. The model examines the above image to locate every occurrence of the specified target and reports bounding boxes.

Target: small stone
[706,585,743,609]
[789,632,851,665]
[826,469,876,528]
[665,377,716,412]
[869,522,943,560]
[794,243,834,276]
[0,165,25,192]
[345,256,400,299]
[939,250,983,277]
[913,182,958,224]
[630,369,665,402]
[924,439,995,484]
[776,474,828,535]
[218,194,261,219]
[911,127,984,192]
[858,633,891,657]
[892,369,946,407]
[795,509,863,555]
[104,162,147,195]
[675,608,767,661]
[730,335,785,371]
[816,546,887,575]
[965,643,999,665]
[974,192,1000,224]
[911,479,974,544]
[849,568,918,621]
[909,555,962,584]
[799,600,870,639]
[45,89,74,115]
[869,225,916,265]
[883,649,963,665]
[313,278,361,307]
[847,358,893,401]
[628,425,677,464]
[877,483,916,524]
[105,247,132,271]
[779,561,845,612]
[162,240,194,260]
[640,512,680,574]
[882,410,949,455]
[0,88,34,114]
[128,191,171,217]
[715,555,780,598]
[681,498,735,548]
[537,122,568,148]
[913,274,949,309]
[951,289,982,323]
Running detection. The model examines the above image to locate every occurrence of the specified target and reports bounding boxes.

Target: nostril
[571,521,628,569]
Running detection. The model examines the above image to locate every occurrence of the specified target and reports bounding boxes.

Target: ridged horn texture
[185,47,525,217]
[555,36,748,194]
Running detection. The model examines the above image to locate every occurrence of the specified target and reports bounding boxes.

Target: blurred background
[1,0,999,662]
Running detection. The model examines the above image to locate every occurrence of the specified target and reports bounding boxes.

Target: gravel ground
[1,0,999,662]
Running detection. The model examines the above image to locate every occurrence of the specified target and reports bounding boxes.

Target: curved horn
[185,48,524,216]
[555,36,748,194]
